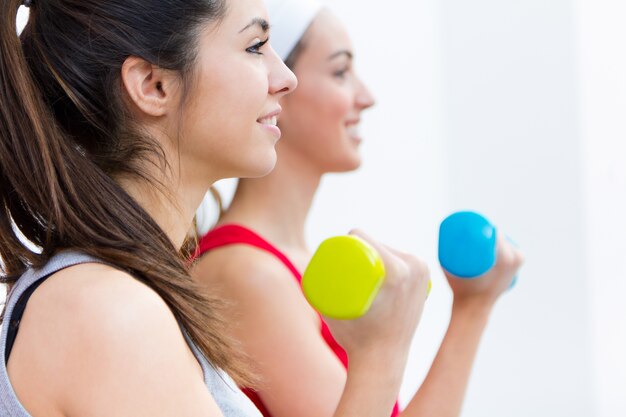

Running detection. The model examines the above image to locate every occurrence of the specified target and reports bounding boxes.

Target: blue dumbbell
[438,211,518,287]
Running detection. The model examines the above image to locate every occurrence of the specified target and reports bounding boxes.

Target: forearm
[401,299,493,417]
[333,347,408,417]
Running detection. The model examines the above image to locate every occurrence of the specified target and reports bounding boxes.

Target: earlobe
[121,57,170,117]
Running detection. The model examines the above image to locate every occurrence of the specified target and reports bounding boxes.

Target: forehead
[218,0,270,32]
[301,10,352,61]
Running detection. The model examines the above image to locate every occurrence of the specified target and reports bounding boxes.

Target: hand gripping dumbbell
[438,211,518,286]
[302,236,432,320]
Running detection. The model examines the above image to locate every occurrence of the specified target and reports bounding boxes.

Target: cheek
[191,59,268,133]
[326,88,353,125]
[204,62,267,126]
[179,60,271,176]
[281,85,358,170]
[294,82,352,140]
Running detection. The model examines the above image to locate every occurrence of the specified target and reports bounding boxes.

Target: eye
[334,67,349,79]
[246,38,269,55]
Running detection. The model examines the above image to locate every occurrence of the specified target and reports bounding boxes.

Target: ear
[121,56,177,117]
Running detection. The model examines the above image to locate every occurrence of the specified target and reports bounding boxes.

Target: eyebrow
[239,18,270,34]
[328,50,353,61]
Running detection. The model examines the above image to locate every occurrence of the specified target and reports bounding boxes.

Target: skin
[193,9,524,417]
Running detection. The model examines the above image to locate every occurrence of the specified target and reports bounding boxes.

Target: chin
[241,151,278,178]
[327,154,362,173]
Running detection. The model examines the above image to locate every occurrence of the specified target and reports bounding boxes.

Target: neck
[120,157,215,251]
[222,144,323,251]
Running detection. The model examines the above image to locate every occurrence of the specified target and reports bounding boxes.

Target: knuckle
[407,256,429,284]
[349,228,363,236]
[414,257,429,277]
[500,248,516,267]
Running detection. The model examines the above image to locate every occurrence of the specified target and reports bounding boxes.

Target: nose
[268,46,298,98]
[355,76,375,111]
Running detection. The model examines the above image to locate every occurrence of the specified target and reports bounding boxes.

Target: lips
[346,124,360,136]
[344,118,362,143]
[257,107,282,126]
[256,107,282,140]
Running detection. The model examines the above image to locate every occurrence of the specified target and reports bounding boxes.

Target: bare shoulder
[193,244,305,306]
[32,262,169,318]
[192,244,323,355]
[8,262,223,417]
[20,262,178,348]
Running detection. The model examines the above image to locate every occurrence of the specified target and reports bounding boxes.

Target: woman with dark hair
[193,1,524,417]
[0,0,431,415]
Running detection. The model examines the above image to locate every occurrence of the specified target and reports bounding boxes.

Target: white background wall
[11,1,626,416]
[577,1,626,415]
[305,0,623,416]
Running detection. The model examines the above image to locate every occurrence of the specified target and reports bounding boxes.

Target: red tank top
[195,224,401,417]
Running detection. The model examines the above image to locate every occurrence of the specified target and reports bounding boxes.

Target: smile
[258,116,278,126]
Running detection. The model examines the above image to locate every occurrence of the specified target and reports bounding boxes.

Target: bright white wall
[437,0,592,416]
[576,1,626,416]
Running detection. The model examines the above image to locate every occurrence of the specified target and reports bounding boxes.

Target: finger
[348,229,399,267]
[505,234,519,248]
[496,233,516,264]
[348,229,405,284]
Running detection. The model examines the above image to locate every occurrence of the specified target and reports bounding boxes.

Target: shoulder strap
[3,252,104,364]
[196,224,303,282]
[4,279,46,364]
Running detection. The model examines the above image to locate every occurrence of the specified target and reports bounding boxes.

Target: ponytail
[0,0,252,384]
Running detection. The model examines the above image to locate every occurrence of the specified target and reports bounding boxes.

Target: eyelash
[334,67,349,78]
[247,38,269,55]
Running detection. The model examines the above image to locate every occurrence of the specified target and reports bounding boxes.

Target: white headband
[265,0,322,61]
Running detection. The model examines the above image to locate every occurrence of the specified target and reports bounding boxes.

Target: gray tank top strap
[0,251,261,417]
[181,330,261,417]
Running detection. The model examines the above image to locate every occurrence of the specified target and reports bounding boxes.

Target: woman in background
[193,1,524,416]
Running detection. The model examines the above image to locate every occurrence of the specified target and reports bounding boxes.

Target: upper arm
[7,263,225,417]
[193,248,348,417]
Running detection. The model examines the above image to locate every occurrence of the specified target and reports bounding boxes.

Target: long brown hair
[0,0,251,383]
